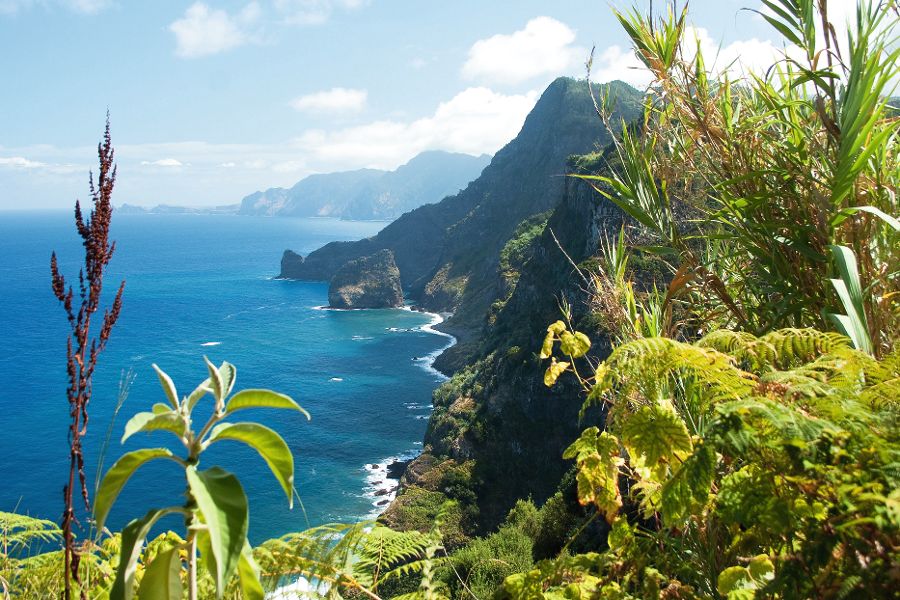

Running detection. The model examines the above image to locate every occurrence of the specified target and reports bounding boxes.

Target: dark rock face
[328,249,403,309]
[278,250,305,279]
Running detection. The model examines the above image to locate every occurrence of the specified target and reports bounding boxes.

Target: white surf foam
[200,341,221,347]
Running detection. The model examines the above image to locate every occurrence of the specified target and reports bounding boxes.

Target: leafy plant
[94,359,309,600]
[537,324,899,597]
[580,0,900,354]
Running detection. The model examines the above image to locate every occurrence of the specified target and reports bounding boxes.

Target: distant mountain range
[118,151,491,221]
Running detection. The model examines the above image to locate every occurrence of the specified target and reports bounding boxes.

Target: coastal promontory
[328,249,403,309]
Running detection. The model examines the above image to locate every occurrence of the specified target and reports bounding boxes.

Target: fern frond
[0,512,61,557]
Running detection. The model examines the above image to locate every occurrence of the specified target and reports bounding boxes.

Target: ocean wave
[360,449,421,518]
[200,341,221,347]
[400,308,456,381]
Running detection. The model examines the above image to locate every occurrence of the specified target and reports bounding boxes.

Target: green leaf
[121,412,186,444]
[137,547,182,600]
[204,356,224,405]
[547,320,566,335]
[831,205,900,231]
[237,541,264,600]
[218,361,237,398]
[151,403,171,415]
[186,378,211,411]
[564,428,623,521]
[621,404,692,467]
[95,449,177,532]
[717,566,752,596]
[186,466,248,597]
[560,331,591,358]
[543,360,570,387]
[152,364,179,409]
[111,508,178,600]
[539,331,555,359]
[224,389,310,420]
[826,245,872,354]
[206,422,295,507]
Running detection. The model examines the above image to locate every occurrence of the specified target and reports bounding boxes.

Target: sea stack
[328,249,403,309]
[278,250,305,279]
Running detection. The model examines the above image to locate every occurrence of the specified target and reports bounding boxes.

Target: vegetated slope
[239,151,490,220]
[284,78,643,369]
[383,154,630,533]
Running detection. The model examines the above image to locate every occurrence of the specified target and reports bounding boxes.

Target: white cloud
[462,17,585,85]
[292,86,537,166]
[0,156,46,169]
[2,86,534,208]
[274,0,368,25]
[0,156,48,169]
[140,158,183,167]
[169,2,260,58]
[290,87,367,114]
[589,44,653,87]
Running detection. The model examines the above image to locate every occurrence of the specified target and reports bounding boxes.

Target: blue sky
[0,0,854,209]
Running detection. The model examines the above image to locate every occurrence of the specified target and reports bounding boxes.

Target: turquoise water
[0,212,447,543]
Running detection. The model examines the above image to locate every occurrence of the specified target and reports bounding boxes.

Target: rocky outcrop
[327,250,403,309]
[278,250,305,279]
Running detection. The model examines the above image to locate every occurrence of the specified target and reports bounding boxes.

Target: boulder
[328,250,403,309]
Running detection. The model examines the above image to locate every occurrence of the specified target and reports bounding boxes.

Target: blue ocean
[0,211,449,543]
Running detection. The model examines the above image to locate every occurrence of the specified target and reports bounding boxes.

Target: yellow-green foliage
[536,326,899,598]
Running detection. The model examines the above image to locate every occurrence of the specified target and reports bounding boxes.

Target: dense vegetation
[3,0,898,598]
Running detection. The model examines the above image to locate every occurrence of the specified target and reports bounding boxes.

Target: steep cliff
[281,78,642,369]
[384,160,628,532]
[328,249,404,309]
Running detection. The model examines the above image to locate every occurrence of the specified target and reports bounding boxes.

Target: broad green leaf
[621,404,692,467]
[539,331,555,359]
[151,403,171,415]
[224,389,310,420]
[564,428,623,521]
[206,422,295,507]
[546,320,566,335]
[204,356,224,404]
[111,508,178,600]
[560,331,591,358]
[95,448,177,531]
[747,554,774,582]
[137,547,182,600]
[218,361,237,398]
[187,466,248,597]
[152,364,178,409]
[717,566,752,596]
[543,360,569,387]
[237,541,264,600]
[121,412,186,444]
[186,378,211,411]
